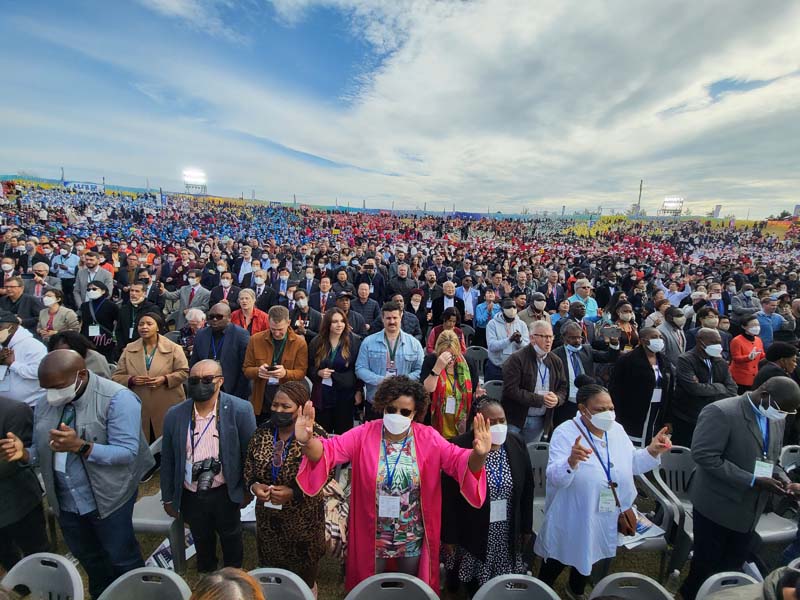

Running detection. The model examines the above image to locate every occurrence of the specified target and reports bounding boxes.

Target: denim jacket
[355,330,425,402]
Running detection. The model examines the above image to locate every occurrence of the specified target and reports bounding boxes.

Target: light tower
[182,168,207,196]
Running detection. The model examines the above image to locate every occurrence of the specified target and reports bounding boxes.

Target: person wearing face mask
[0,310,47,407]
[0,350,155,599]
[114,282,159,352]
[535,380,672,600]
[679,376,800,600]
[730,315,766,393]
[73,251,113,308]
[686,306,732,360]
[79,280,118,360]
[294,375,490,593]
[160,269,211,331]
[731,283,760,326]
[656,306,689,369]
[244,381,327,592]
[670,328,738,447]
[289,288,322,343]
[485,297,530,382]
[37,289,79,341]
[0,275,44,332]
[441,398,534,596]
[160,360,256,574]
[519,291,549,328]
[609,328,674,447]
[209,269,241,312]
[24,262,62,299]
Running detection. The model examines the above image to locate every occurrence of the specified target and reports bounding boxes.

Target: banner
[64,181,105,193]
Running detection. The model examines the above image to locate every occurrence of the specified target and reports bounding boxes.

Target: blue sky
[1,0,798,216]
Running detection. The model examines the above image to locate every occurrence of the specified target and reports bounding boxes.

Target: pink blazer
[297,419,486,592]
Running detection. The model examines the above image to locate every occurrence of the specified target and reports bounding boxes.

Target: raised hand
[295,400,315,444]
[472,413,492,456]
[0,432,24,462]
[647,426,673,457]
[568,436,592,469]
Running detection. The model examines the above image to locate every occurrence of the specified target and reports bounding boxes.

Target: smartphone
[20,273,34,280]
[600,325,622,338]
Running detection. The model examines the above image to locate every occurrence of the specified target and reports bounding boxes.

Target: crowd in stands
[2,185,800,599]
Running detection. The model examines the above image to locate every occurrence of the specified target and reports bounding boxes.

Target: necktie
[570,351,584,376]
[289,300,295,311]
[257,287,263,297]
[307,281,312,293]
[189,288,196,304]
[677,329,685,352]
[35,283,42,297]
[321,294,327,312]
[223,288,229,299]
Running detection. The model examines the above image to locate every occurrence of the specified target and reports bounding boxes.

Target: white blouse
[534,416,660,575]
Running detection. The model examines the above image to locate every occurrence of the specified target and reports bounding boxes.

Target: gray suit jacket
[657,322,685,369]
[24,276,62,297]
[691,394,786,533]
[73,267,113,307]
[164,285,211,330]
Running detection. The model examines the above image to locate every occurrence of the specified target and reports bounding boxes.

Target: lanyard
[704,359,713,383]
[327,343,340,366]
[144,342,158,371]
[210,334,225,360]
[536,361,548,389]
[191,414,216,459]
[384,333,400,362]
[576,420,613,484]
[750,397,770,458]
[272,335,287,365]
[271,428,294,482]
[653,364,662,388]
[383,433,409,488]
[490,446,505,492]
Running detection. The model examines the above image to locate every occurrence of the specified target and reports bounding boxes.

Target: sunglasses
[187,375,221,385]
[207,314,226,320]
[385,406,413,417]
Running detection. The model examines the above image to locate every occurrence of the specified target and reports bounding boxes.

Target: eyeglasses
[207,314,226,320]
[385,406,413,417]
[187,375,221,385]
[533,334,554,340]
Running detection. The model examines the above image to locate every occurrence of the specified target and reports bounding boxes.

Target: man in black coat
[432,281,465,327]
[538,270,567,313]
[209,271,241,312]
[115,282,159,351]
[289,289,323,344]
[0,276,43,332]
[189,303,251,400]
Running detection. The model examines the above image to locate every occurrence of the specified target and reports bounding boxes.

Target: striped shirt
[184,402,225,492]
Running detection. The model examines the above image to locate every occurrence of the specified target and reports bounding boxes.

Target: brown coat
[112,335,189,439]
[243,328,308,415]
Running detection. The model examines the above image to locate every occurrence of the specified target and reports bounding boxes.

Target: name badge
[379,495,401,519]
[426,299,433,309]
[754,459,773,479]
[129,327,135,339]
[263,501,283,511]
[55,452,69,474]
[322,377,333,387]
[88,324,101,337]
[268,377,280,385]
[651,389,662,404]
[624,345,634,352]
[385,368,397,377]
[599,487,616,512]
[445,396,456,415]
[369,285,375,294]
[490,499,507,523]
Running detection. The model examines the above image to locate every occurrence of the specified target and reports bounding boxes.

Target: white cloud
[137,0,245,42]
[1,1,799,217]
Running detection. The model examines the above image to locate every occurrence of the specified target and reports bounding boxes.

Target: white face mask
[744,290,754,297]
[254,276,265,286]
[297,298,308,309]
[586,408,616,432]
[187,278,198,287]
[533,344,548,357]
[43,296,57,307]
[503,307,517,318]
[619,312,633,322]
[60,249,69,256]
[220,279,232,288]
[701,318,719,328]
[704,343,724,358]
[279,275,289,282]
[86,290,103,300]
[490,423,508,445]
[533,300,546,311]
[746,325,761,335]
[383,412,412,435]
[306,273,314,280]
[672,316,686,327]
[647,338,665,353]
[0,328,10,344]
[46,373,80,407]
[0,264,12,272]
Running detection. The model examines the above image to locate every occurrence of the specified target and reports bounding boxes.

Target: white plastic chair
[460,324,475,346]
[695,571,760,600]
[789,556,800,570]
[472,574,559,599]
[781,445,800,474]
[2,552,84,600]
[526,442,549,535]
[343,573,438,600]
[97,567,191,600]
[588,572,672,599]
[483,379,503,402]
[248,568,315,600]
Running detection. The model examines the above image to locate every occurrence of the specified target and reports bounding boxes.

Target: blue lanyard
[576,420,613,484]
[750,398,770,458]
[537,362,548,389]
[191,415,216,459]
[210,334,225,360]
[383,434,409,489]
[490,446,505,492]
[271,428,294,482]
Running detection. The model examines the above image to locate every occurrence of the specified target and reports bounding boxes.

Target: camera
[191,457,221,492]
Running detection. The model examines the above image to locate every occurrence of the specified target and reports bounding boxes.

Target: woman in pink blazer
[295,375,490,592]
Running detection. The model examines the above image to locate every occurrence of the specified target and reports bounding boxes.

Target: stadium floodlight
[182,168,207,186]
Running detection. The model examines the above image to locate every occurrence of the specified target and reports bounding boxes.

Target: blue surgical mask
[566,344,582,352]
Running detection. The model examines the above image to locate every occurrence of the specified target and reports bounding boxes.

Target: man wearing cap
[566,278,599,320]
[519,292,550,329]
[455,275,480,327]
[335,291,367,336]
[0,350,154,599]
[756,296,796,349]
[0,276,44,332]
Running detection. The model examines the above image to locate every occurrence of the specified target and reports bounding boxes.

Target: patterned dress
[446,447,526,585]
[375,432,424,558]
[244,423,328,587]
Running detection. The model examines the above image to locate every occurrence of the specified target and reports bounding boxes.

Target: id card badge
[263,501,283,511]
[184,460,193,486]
[88,324,101,337]
[651,389,662,404]
[268,377,280,385]
[754,459,773,479]
[322,377,333,387]
[129,327,135,339]
[598,487,616,513]
[0,366,9,392]
[55,452,69,474]
[490,499,507,523]
[426,298,433,309]
[369,284,375,294]
[379,495,401,518]
[445,396,456,414]
[386,360,397,377]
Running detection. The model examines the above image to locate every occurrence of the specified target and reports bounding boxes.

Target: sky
[0,0,798,217]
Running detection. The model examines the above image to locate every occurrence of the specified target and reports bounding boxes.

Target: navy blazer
[190,324,252,400]
[160,392,256,508]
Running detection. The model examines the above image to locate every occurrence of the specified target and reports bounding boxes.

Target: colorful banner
[64,181,105,193]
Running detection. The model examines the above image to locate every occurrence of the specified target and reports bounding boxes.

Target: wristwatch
[77,442,91,457]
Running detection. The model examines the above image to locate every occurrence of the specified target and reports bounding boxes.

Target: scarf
[431,356,473,436]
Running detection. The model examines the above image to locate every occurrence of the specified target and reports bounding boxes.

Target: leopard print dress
[243,423,328,587]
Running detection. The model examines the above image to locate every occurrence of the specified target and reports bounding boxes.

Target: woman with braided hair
[441,396,534,595]
[243,380,328,593]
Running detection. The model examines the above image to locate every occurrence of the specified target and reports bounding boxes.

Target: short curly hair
[372,375,430,422]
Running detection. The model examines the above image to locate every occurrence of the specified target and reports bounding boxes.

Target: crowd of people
[2,185,800,599]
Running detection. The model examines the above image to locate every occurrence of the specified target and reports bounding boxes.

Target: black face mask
[271,411,295,429]
[188,381,217,403]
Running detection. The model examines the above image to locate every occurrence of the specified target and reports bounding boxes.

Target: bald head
[39,349,88,391]
[755,376,800,414]
[208,302,231,332]
[191,359,223,378]
[696,327,721,347]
